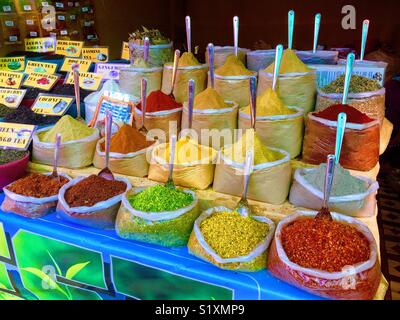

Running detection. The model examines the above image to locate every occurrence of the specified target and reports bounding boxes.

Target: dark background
[93,0,400,60]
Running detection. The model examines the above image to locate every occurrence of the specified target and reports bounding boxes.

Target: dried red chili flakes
[281,217,370,273]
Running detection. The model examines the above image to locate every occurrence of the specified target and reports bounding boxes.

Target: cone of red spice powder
[315,104,373,124]
[136,90,182,113]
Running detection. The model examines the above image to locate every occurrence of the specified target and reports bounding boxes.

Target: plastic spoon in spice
[143,37,150,62]
[342,52,355,105]
[185,16,192,53]
[98,110,115,181]
[334,112,347,165]
[272,44,283,92]
[72,66,83,122]
[249,76,257,129]
[50,133,61,182]
[360,19,369,61]
[139,78,148,135]
[187,79,195,130]
[288,10,295,50]
[235,150,254,216]
[207,43,215,89]
[315,154,336,221]
[233,16,239,57]
[313,13,321,54]
[170,50,181,99]
[165,134,177,189]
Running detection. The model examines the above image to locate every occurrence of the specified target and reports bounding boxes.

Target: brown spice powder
[64,175,126,208]
[281,217,370,272]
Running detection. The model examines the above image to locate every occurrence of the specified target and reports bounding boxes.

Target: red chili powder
[64,175,126,207]
[281,217,370,272]
[136,90,182,113]
[315,104,373,124]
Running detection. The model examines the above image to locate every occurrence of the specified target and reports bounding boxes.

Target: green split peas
[321,75,381,94]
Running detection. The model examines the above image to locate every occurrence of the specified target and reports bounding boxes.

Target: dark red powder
[136,90,182,113]
[315,104,374,124]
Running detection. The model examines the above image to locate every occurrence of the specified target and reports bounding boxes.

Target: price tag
[121,42,130,60]
[23,5,32,11]
[25,61,58,74]
[0,71,24,89]
[5,20,14,27]
[55,2,64,8]
[31,94,74,116]
[65,71,103,91]
[61,57,91,72]
[94,63,127,81]
[0,123,36,151]
[2,5,12,12]
[100,99,132,124]
[22,72,59,91]
[0,57,26,72]
[56,40,84,57]
[82,47,109,63]
[25,37,56,53]
[8,36,18,43]
[0,89,26,108]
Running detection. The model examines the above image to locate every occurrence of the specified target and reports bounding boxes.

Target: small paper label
[94,63,127,81]
[0,71,24,89]
[5,21,14,27]
[23,5,32,11]
[60,30,68,35]
[58,15,66,21]
[0,122,36,150]
[55,2,64,8]
[26,19,34,25]
[2,5,11,12]
[0,57,26,72]
[22,72,59,91]
[25,61,58,74]
[121,42,130,60]
[82,47,109,63]
[42,2,49,6]
[60,57,91,72]
[31,94,75,116]
[25,37,56,53]
[65,71,103,91]
[9,36,18,42]
[0,89,26,108]
[56,40,84,57]
[30,32,38,37]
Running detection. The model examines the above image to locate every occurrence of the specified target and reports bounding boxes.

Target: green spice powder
[200,212,269,259]
[302,164,367,196]
[321,74,381,94]
[129,185,194,212]
[0,149,27,165]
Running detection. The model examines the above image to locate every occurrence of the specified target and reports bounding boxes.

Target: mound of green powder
[302,164,367,196]
[321,74,381,94]
[129,185,194,212]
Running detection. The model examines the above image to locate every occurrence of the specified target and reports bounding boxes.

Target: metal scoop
[235,150,254,216]
[315,154,336,221]
[50,133,61,181]
[98,110,115,181]
[165,134,177,189]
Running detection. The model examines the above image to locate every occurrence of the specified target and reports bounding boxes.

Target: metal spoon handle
[360,19,369,61]
[143,37,150,62]
[249,76,257,129]
[323,154,336,208]
[171,50,181,95]
[233,16,239,57]
[272,44,283,91]
[168,134,177,182]
[188,79,195,129]
[104,110,112,168]
[73,67,81,118]
[241,150,254,203]
[313,13,321,53]
[207,43,215,88]
[288,10,295,50]
[335,112,347,165]
[342,53,355,104]
[141,78,147,128]
[53,133,61,176]
[185,16,191,53]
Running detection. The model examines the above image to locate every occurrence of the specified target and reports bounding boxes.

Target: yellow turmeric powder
[264,49,311,74]
[178,52,201,67]
[215,54,253,76]
[223,129,284,165]
[242,88,296,116]
[162,136,215,163]
[193,87,228,110]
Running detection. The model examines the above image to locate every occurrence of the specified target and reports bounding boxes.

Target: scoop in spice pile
[174,52,201,67]
[64,175,126,207]
[7,173,69,198]
[136,90,182,113]
[193,87,228,110]
[0,149,27,165]
[264,49,311,74]
[321,74,381,94]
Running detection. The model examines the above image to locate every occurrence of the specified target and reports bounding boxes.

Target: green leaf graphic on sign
[0,263,13,291]
[66,262,90,280]
[0,223,10,259]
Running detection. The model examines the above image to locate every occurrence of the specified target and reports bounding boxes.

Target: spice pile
[223,129,284,165]
[64,175,126,207]
[242,88,296,116]
[0,104,15,118]
[129,26,170,45]
[162,136,214,163]
[100,124,154,154]
[264,49,311,74]
[129,185,194,212]
[39,115,96,143]
[136,90,182,113]
[315,104,374,124]
[200,211,269,259]
[0,149,27,165]
[177,52,201,67]
[302,164,367,196]
[321,74,381,94]
[7,174,69,198]
[4,106,60,126]
[281,217,370,272]
[215,55,253,76]
[193,87,228,110]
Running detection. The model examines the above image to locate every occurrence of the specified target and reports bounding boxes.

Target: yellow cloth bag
[119,67,163,97]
